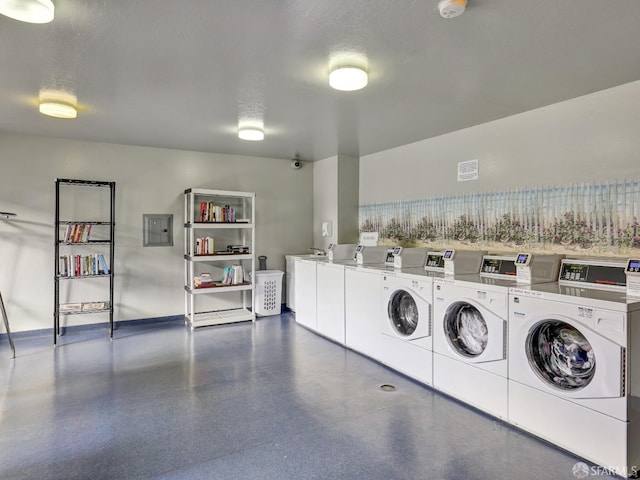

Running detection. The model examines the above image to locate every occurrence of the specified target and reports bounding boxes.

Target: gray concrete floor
[0,313,614,479]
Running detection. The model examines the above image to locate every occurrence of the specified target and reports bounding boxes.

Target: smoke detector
[438,0,467,18]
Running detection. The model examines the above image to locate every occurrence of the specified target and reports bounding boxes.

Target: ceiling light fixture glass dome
[329,65,368,91]
[39,90,78,119]
[0,0,55,23]
[238,127,264,141]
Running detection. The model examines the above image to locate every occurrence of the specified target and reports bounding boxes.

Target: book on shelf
[59,253,110,277]
[97,253,110,274]
[221,265,244,285]
[63,224,92,243]
[197,202,236,223]
[82,302,106,311]
[59,302,108,312]
[193,266,245,288]
[59,303,82,312]
[195,236,214,255]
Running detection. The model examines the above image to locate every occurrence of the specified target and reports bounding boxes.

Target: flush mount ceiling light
[238,126,264,141]
[329,66,368,92]
[0,0,54,23]
[438,0,467,18]
[39,90,77,119]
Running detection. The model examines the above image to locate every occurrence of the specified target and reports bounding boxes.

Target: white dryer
[508,259,640,477]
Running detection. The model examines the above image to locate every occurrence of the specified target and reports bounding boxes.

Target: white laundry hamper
[253,270,284,316]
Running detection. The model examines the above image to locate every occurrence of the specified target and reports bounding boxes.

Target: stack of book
[194,273,214,288]
[198,203,236,223]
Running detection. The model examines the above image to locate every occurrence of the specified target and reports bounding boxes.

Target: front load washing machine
[508,259,640,477]
[432,253,563,420]
[381,269,436,386]
[383,272,433,350]
[431,255,515,419]
[378,250,491,387]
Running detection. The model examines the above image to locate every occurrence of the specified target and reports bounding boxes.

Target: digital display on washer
[425,254,444,268]
[481,258,517,276]
[393,247,402,255]
[560,262,626,286]
[627,259,640,273]
[560,263,589,282]
[515,253,529,265]
[443,250,454,259]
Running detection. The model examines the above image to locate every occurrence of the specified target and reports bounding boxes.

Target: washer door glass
[444,302,488,357]
[526,320,596,391]
[388,290,419,336]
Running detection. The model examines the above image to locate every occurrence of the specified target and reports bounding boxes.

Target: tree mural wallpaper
[359,180,640,257]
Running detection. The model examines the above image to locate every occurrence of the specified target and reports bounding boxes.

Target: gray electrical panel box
[143,214,173,247]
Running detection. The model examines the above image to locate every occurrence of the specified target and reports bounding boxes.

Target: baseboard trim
[0,315,184,341]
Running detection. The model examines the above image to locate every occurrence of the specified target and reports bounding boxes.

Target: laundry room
[1,1,640,479]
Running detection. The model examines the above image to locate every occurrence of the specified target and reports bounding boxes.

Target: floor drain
[380,384,396,392]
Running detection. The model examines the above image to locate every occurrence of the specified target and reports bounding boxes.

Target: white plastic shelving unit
[183,188,256,328]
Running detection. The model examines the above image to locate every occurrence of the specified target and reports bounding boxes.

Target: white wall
[313,155,360,250]
[360,81,640,204]
[313,156,338,250]
[0,132,313,333]
[336,155,360,244]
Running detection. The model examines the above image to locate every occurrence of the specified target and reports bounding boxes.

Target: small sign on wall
[359,232,379,246]
[457,159,479,182]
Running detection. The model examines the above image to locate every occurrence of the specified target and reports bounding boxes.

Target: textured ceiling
[1,0,640,161]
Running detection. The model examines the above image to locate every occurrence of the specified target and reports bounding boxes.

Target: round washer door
[442,300,506,363]
[525,320,596,391]
[444,301,488,357]
[388,289,420,336]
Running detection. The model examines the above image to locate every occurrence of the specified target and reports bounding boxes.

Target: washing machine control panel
[386,247,400,265]
[625,259,640,298]
[558,260,626,289]
[625,259,640,274]
[389,247,401,266]
[424,252,445,271]
[480,255,517,277]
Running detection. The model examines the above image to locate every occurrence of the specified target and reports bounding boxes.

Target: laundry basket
[253,270,284,316]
